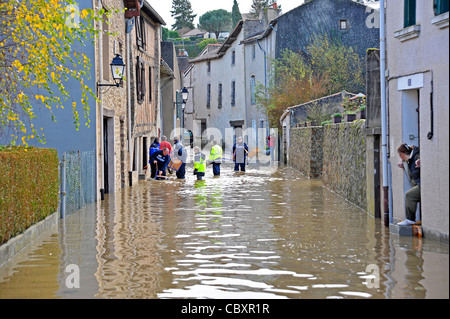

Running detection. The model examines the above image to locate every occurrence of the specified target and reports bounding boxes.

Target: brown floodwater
[0,164,448,299]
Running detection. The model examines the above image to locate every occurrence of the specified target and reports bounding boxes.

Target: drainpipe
[126,19,133,175]
[427,70,434,140]
[97,0,105,200]
[380,0,389,226]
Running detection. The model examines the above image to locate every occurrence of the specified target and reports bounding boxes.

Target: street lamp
[181,87,189,104]
[174,87,189,134]
[98,54,126,88]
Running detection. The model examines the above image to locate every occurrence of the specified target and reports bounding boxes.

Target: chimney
[273,3,278,9]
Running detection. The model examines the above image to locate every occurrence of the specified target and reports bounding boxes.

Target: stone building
[385,0,449,242]
[95,0,129,197]
[127,1,165,185]
[275,0,380,59]
[95,0,165,196]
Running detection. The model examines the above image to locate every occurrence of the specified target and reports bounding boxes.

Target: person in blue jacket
[149,137,160,158]
[150,147,170,180]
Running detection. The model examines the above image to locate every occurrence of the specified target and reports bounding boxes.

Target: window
[136,57,145,103]
[136,16,146,50]
[231,50,236,65]
[207,84,211,108]
[434,0,449,15]
[252,45,256,59]
[339,20,348,30]
[404,0,416,28]
[218,83,222,108]
[207,61,211,73]
[231,81,236,106]
[250,75,256,105]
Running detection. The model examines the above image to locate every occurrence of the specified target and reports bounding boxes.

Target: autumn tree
[0,0,111,145]
[255,35,364,129]
[171,0,197,31]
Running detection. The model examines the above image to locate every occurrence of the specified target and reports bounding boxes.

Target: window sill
[431,11,449,29]
[394,24,421,42]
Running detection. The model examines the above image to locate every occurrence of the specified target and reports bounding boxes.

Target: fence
[59,150,96,217]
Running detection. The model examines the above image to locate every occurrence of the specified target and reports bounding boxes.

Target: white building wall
[386,1,449,241]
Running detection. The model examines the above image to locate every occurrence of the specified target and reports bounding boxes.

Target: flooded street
[0,164,448,299]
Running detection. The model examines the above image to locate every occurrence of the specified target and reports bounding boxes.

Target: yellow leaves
[81,9,90,20]
[12,60,24,73]
[2,0,103,146]
[35,95,46,103]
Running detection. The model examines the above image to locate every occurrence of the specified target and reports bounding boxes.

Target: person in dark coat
[149,137,160,158]
[396,143,421,226]
[150,147,170,180]
[233,136,249,172]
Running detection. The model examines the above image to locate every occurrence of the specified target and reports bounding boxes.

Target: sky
[148,0,306,30]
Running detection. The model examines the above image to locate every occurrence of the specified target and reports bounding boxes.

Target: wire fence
[59,150,96,217]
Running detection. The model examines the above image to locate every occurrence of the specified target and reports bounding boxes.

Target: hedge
[0,147,59,245]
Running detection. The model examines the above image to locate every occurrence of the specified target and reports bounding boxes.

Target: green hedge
[0,147,59,245]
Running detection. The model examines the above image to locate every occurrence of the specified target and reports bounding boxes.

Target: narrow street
[0,164,448,299]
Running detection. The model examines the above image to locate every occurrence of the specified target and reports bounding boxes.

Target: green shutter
[404,0,416,28]
[434,0,449,15]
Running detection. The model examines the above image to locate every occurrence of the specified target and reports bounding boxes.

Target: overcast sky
[148,0,306,29]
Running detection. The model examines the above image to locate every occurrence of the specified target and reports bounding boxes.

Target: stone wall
[288,121,367,210]
[289,127,323,178]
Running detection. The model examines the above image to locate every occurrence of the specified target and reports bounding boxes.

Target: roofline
[141,0,166,25]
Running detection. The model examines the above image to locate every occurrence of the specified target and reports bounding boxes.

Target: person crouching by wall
[396,143,421,226]
[150,147,171,180]
[193,146,206,180]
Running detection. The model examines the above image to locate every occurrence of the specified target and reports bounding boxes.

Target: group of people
[148,136,250,181]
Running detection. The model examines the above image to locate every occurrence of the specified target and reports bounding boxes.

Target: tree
[198,10,232,39]
[249,0,277,18]
[171,0,196,31]
[255,34,364,129]
[196,38,218,52]
[0,0,110,145]
[232,0,243,29]
[307,35,365,95]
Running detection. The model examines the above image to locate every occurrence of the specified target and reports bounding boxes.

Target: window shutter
[404,0,416,28]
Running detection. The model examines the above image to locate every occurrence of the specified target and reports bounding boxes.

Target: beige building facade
[385,0,449,242]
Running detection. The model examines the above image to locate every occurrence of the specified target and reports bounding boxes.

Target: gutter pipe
[380,0,390,226]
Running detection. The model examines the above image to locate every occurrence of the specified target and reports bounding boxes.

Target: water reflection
[0,165,448,299]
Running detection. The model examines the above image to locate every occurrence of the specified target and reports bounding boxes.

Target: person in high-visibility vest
[209,140,223,176]
[193,146,206,180]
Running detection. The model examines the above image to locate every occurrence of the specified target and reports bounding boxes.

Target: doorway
[401,89,420,221]
[103,116,115,195]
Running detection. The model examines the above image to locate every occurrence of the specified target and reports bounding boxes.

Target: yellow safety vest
[209,145,223,162]
[194,153,206,173]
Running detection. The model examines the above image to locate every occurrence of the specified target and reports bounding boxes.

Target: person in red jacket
[159,135,173,154]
